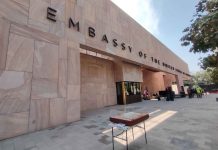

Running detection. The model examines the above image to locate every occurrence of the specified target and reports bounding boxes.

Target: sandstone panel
[0,99,29,115]
[10,24,59,45]
[28,99,50,132]
[6,33,34,72]
[142,70,165,95]
[33,41,59,80]
[59,40,68,59]
[31,78,58,99]
[0,0,29,24]
[29,0,49,32]
[51,0,65,22]
[107,87,116,106]
[122,62,143,82]
[0,71,32,114]
[49,99,67,127]
[80,54,116,112]
[67,100,80,123]
[58,59,67,98]
[0,18,10,70]
[68,48,80,85]
[67,85,80,101]
[0,112,28,140]
[49,21,65,37]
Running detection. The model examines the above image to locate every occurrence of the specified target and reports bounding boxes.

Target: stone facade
[142,69,178,95]
[0,0,190,140]
[81,54,116,112]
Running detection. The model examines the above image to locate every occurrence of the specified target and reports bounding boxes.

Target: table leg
[112,127,114,150]
[126,130,128,150]
[143,121,148,144]
[131,127,134,140]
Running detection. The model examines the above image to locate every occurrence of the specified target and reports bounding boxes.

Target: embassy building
[0,0,190,140]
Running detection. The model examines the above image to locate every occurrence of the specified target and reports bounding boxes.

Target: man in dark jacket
[166,87,175,101]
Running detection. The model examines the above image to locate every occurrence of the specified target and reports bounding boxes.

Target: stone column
[66,41,81,123]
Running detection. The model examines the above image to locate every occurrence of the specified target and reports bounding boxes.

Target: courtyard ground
[0,94,218,150]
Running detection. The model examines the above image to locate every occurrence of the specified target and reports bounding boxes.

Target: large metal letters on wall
[46,7,190,77]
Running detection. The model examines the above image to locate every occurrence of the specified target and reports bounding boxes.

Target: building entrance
[142,68,179,98]
[80,54,116,112]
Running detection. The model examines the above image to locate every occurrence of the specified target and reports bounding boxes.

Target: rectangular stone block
[0,71,32,114]
[28,99,50,132]
[0,99,29,115]
[51,0,65,22]
[13,0,30,8]
[49,21,65,37]
[0,0,29,25]
[49,0,66,37]
[33,41,59,80]
[67,85,80,101]
[68,48,80,85]
[96,94,106,109]
[67,100,80,123]
[84,1,96,23]
[122,62,143,82]
[49,99,67,127]
[106,87,116,106]
[0,112,28,140]
[81,96,97,112]
[66,29,85,46]
[10,24,59,45]
[59,40,68,59]
[28,0,49,32]
[65,0,76,25]
[80,54,116,111]
[0,18,10,70]
[31,78,58,99]
[6,33,34,72]
[58,59,67,98]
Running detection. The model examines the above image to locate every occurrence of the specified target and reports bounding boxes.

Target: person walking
[187,86,192,98]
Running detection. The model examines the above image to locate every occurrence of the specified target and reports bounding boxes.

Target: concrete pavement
[0,94,218,150]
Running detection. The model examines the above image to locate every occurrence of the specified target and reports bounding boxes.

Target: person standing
[166,87,175,101]
[166,87,170,101]
[143,87,149,100]
[169,87,175,101]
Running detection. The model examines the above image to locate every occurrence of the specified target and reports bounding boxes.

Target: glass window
[124,82,141,95]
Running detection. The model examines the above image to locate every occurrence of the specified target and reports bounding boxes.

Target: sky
[111,0,208,74]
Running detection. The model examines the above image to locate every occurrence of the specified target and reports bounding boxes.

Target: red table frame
[110,112,149,150]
